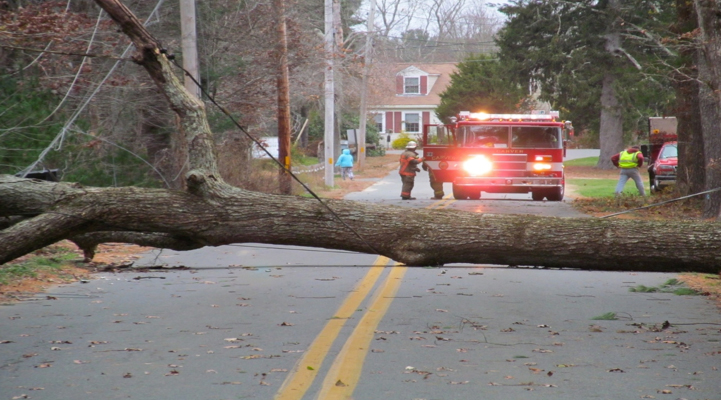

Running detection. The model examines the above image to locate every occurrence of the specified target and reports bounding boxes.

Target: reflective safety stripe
[618,150,639,169]
[399,152,421,176]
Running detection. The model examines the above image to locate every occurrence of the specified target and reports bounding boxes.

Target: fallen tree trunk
[2,0,720,274]
[2,174,721,273]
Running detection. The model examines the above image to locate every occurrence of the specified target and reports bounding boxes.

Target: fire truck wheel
[546,185,564,201]
[452,185,468,200]
[468,191,481,200]
[531,191,545,201]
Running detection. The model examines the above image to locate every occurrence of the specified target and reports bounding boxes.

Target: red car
[648,141,677,192]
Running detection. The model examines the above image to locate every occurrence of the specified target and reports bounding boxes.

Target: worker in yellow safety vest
[611,145,646,196]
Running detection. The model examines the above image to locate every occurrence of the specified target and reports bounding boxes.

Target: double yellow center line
[275,196,451,399]
[274,257,403,400]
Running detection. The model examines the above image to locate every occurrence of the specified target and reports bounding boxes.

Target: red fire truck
[422,111,573,201]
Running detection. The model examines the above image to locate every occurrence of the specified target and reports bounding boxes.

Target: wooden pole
[324,0,335,187]
[357,0,376,168]
[275,0,292,194]
[179,0,200,99]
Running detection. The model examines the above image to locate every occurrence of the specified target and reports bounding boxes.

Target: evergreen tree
[495,0,676,168]
[436,54,527,122]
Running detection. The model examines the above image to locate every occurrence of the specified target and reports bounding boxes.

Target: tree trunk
[671,0,704,197]
[698,55,721,218]
[3,0,721,274]
[695,0,721,219]
[597,72,624,169]
[2,174,721,273]
[596,1,624,170]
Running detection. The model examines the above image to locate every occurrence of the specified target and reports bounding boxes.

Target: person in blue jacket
[335,148,354,180]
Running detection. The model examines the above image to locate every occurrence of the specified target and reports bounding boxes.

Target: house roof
[370,63,457,108]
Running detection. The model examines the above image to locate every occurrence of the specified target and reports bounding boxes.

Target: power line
[168,58,381,257]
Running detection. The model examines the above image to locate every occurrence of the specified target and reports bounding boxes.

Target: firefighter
[399,141,423,200]
[612,145,646,196]
[422,162,444,199]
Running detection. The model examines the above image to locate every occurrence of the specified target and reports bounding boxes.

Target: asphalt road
[2,149,721,400]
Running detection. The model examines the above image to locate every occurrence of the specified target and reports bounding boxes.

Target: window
[660,144,677,159]
[404,77,419,94]
[511,127,561,149]
[404,113,420,133]
[461,126,508,148]
[373,114,383,132]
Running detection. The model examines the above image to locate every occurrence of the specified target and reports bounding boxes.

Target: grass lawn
[565,156,649,198]
[568,178,649,198]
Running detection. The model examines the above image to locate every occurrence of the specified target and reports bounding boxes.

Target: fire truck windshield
[457,125,562,149]
[511,126,561,149]
[460,126,508,148]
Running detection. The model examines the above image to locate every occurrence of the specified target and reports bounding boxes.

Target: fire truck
[422,111,573,201]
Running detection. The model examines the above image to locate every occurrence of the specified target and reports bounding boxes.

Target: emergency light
[458,111,560,122]
[462,155,493,176]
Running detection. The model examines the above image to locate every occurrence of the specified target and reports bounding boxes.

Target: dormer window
[404,77,420,94]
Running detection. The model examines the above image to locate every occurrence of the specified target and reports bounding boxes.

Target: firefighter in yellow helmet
[399,141,423,200]
[612,145,646,196]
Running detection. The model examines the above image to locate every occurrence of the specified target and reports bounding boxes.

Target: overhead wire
[167,57,381,256]
[36,9,106,126]
[17,0,168,178]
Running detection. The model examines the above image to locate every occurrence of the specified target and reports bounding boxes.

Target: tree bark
[695,0,721,219]
[671,0,704,197]
[597,72,624,169]
[2,0,721,274]
[698,55,721,218]
[597,3,624,170]
[3,174,721,273]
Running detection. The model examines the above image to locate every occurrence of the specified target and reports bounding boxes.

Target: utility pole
[274,0,292,194]
[324,0,335,187]
[357,0,376,168]
[179,0,200,99]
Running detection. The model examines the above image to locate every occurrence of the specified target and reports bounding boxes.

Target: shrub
[391,132,414,150]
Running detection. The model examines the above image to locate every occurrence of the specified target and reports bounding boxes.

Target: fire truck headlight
[533,163,552,171]
[463,155,493,176]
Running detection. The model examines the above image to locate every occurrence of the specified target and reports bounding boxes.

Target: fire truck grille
[492,153,527,172]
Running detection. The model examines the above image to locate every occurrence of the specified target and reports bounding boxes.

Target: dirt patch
[89,242,152,265]
[678,273,721,309]
[0,264,91,303]
[0,241,151,303]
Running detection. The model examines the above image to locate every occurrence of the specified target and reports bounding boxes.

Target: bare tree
[374,0,419,37]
